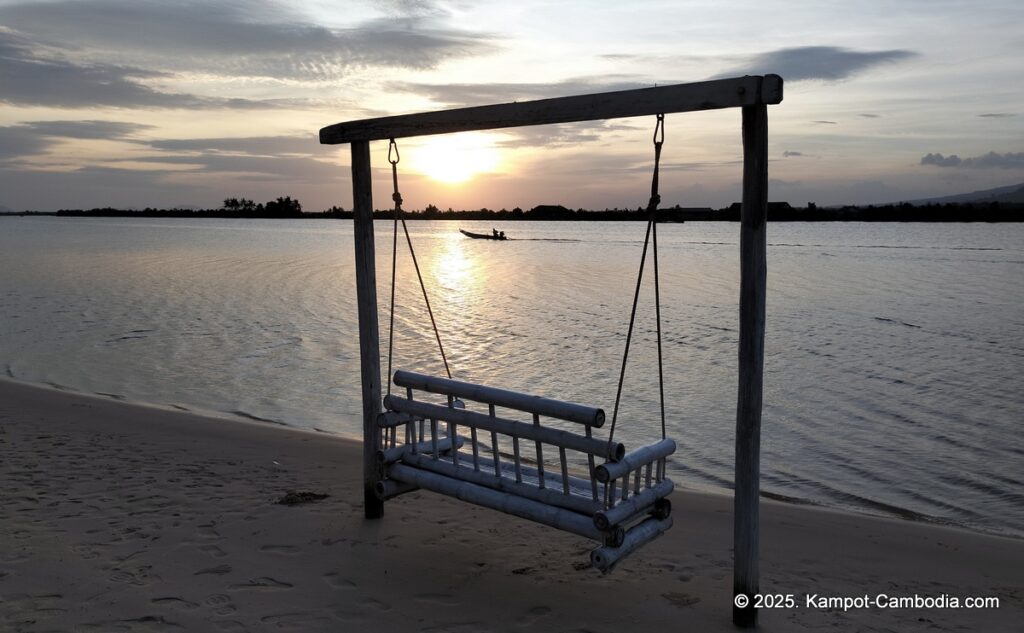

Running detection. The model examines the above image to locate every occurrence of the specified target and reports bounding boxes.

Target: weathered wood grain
[351,140,384,519]
[321,75,782,144]
[734,104,768,628]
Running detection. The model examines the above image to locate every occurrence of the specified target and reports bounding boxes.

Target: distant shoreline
[2,200,1022,222]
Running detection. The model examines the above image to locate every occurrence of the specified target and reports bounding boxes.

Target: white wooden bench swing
[321,74,782,625]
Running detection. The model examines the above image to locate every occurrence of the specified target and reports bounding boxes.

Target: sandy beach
[2,378,1021,632]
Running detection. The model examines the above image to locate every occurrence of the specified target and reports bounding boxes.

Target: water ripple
[1,217,1022,537]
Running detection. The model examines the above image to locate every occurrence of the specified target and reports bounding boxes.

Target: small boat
[460,229,508,241]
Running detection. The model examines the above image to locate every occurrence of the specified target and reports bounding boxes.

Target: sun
[410,133,501,184]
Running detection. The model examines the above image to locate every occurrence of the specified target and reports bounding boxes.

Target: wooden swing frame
[320,74,782,627]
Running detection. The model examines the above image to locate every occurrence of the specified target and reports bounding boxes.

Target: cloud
[128,153,342,182]
[375,76,658,149]
[920,153,963,167]
[783,151,804,157]
[146,135,320,156]
[20,120,154,140]
[117,134,344,183]
[0,31,279,109]
[859,113,881,118]
[0,118,157,159]
[920,151,1024,169]
[0,152,345,211]
[714,46,916,81]
[813,120,838,125]
[0,125,53,161]
[0,164,177,208]
[0,120,154,161]
[0,126,338,183]
[495,121,641,149]
[375,0,461,18]
[978,113,1015,118]
[388,76,653,107]
[0,1,497,81]
[374,74,664,160]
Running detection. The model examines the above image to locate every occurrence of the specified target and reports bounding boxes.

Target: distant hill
[905,183,1024,205]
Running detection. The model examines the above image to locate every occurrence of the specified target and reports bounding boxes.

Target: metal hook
[653,114,665,146]
[388,138,400,165]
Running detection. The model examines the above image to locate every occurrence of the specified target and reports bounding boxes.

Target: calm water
[2,217,1022,537]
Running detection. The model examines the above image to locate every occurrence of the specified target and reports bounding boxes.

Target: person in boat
[492,228,499,238]
[499,231,506,239]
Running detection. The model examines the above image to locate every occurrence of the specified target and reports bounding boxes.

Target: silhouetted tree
[263,196,302,217]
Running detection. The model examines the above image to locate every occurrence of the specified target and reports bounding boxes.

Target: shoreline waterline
[2,376,1022,632]
[4,374,1018,543]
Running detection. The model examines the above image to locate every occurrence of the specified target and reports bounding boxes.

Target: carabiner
[388,138,400,165]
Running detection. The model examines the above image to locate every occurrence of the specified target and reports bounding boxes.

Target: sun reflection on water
[433,233,477,293]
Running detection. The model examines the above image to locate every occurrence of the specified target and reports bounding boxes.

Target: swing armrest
[378,435,465,465]
[377,410,422,428]
[595,438,675,483]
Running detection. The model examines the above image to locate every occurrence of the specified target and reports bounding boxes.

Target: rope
[386,139,452,397]
[608,114,667,445]
[649,116,668,440]
[653,211,666,440]
[386,140,399,396]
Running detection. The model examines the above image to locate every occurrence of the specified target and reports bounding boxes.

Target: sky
[1,0,1022,212]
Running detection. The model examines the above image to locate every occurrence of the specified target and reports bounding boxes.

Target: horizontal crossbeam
[320,75,782,144]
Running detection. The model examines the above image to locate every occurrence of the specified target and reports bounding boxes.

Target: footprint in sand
[662,592,701,607]
[259,544,300,554]
[195,524,221,540]
[420,622,489,633]
[371,597,394,611]
[1,549,31,564]
[414,593,461,606]
[204,594,237,616]
[261,613,335,628]
[198,544,227,558]
[517,605,552,626]
[323,573,356,589]
[10,529,33,541]
[194,564,232,576]
[108,570,140,584]
[152,596,200,610]
[229,577,294,590]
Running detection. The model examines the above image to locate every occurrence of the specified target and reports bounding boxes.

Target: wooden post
[734,103,768,628]
[351,139,384,519]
